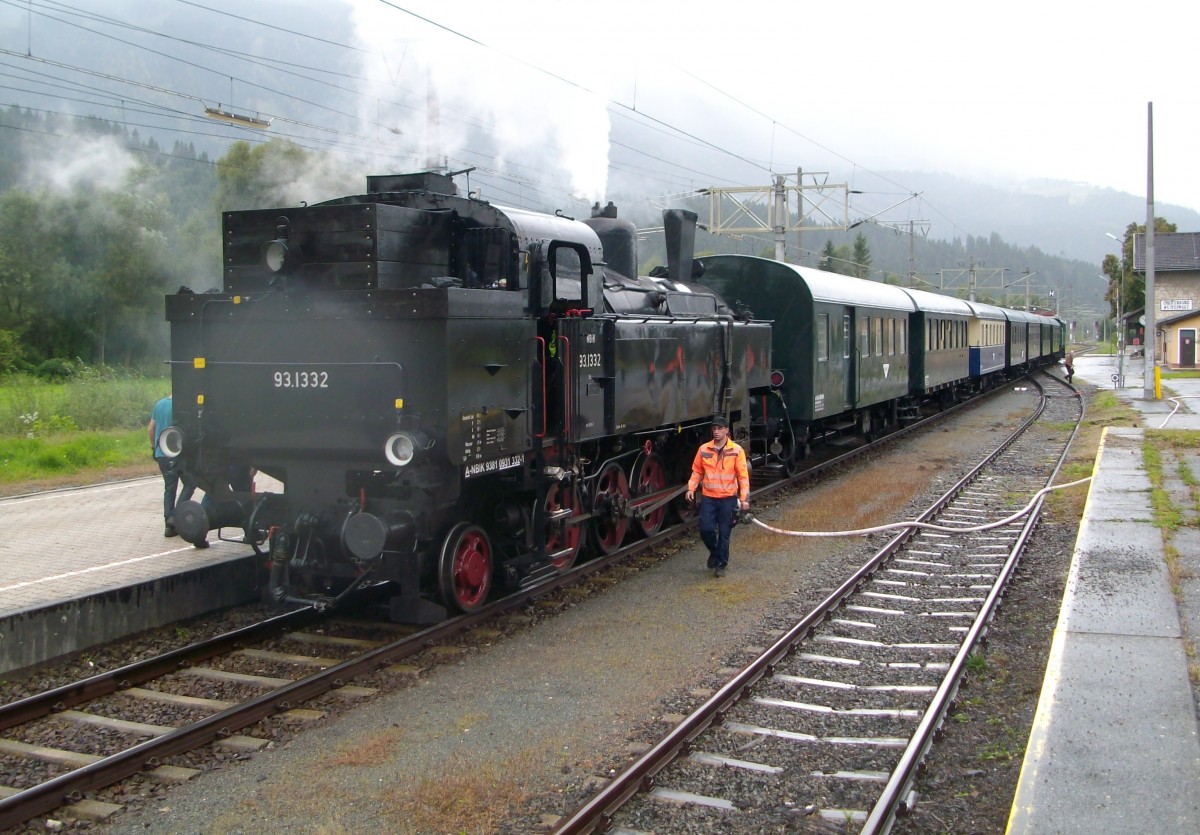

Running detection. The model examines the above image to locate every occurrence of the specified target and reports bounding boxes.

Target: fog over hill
[879,172,1200,265]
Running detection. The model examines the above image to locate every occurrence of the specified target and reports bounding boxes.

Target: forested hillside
[0,109,356,372]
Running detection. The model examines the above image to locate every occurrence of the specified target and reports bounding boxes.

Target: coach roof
[964,300,1009,320]
[901,286,975,316]
[787,263,917,311]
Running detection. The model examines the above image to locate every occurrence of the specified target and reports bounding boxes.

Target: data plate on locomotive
[463,453,524,479]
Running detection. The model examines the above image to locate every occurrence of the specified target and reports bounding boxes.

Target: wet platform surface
[1008,353,1200,832]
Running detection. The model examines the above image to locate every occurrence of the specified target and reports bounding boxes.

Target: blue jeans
[158,458,196,525]
[698,495,737,568]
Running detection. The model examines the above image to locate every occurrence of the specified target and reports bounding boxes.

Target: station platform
[0,477,263,674]
[1007,353,1200,832]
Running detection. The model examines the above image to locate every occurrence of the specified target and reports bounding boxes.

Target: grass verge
[1142,429,1200,688]
[0,430,154,493]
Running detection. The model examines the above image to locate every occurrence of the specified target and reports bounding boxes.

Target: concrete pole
[907,220,916,285]
[795,167,803,267]
[774,175,786,262]
[1117,277,1124,387]
[1144,102,1157,400]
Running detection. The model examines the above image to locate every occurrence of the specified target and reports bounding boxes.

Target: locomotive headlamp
[262,239,289,273]
[384,430,431,467]
[385,433,415,467]
[383,432,415,467]
[157,425,185,459]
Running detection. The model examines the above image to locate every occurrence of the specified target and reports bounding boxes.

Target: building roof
[1133,231,1200,271]
[1157,308,1200,328]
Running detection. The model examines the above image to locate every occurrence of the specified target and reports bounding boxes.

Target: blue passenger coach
[1005,309,1037,369]
[965,301,1009,380]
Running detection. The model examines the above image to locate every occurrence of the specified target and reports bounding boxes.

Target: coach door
[844,311,857,407]
[1181,330,1196,368]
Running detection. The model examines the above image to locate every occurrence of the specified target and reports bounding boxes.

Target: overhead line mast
[700,171,856,264]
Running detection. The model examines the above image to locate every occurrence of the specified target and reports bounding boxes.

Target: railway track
[0,377,1038,830]
[550,371,1083,834]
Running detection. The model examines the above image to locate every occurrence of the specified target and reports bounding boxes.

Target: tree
[0,190,49,333]
[0,112,227,367]
[818,239,853,275]
[0,190,83,362]
[852,233,872,279]
[0,328,20,371]
[1106,217,1177,322]
[215,139,312,211]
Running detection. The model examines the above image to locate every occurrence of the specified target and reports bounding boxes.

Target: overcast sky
[349,0,1197,213]
[0,0,1193,221]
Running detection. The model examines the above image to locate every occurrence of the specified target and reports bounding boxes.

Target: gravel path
[82,385,1069,835]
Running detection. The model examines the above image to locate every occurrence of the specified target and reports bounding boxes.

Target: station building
[1134,231,1200,369]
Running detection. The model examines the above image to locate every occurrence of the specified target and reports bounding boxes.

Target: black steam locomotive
[159,172,773,622]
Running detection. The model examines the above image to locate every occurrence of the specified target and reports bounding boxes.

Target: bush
[34,358,76,381]
[19,411,79,438]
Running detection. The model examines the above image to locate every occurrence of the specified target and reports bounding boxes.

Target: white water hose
[748,477,1093,538]
[1159,396,1200,429]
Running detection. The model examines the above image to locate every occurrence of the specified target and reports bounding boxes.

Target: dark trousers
[201,465,254,512]
[698,495,738,568]
[158,458,196,525]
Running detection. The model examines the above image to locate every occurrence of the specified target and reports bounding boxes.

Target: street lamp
[1105,232,1125,387]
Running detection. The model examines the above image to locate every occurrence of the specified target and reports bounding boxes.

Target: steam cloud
[347,1,612,203]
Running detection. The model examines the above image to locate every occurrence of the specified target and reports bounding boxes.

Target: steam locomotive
[159,172,772,622]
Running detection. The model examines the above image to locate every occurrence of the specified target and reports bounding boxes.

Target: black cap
[711,415,729,427]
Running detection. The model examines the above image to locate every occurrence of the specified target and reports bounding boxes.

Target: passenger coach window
[888,319,895,355]
[873,318,882,356]
[860,319,870,357]
[843,315,851,359]
[817,313,829,362]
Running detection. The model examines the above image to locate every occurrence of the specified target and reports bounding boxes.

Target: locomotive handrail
[534,336,547,439]
[558,334,571,437]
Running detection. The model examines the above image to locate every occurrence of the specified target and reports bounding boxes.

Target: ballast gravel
[77,385,1077,835]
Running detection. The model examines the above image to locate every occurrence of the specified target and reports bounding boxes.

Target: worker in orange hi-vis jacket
[685,415,750,578]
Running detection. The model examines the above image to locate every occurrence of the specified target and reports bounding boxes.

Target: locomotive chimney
[582,201,637,279]
[664,209,698,283]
